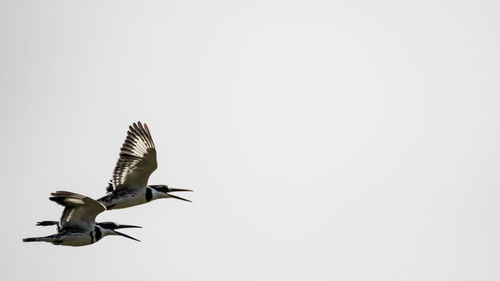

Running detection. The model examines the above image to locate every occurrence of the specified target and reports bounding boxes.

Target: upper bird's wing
[49,191,105,231]
[108,122,157,191]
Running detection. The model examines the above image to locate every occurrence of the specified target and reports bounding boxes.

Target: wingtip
[49,191,73,202]
[106,181,114,193]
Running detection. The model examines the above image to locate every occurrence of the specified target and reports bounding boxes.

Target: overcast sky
[1,1,499,280]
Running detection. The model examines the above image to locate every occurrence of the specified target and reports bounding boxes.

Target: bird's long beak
[114,224,142,229]
[114,230,141,242]
[167,188,193,202]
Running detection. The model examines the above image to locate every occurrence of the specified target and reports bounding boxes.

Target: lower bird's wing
[49,191,105,231]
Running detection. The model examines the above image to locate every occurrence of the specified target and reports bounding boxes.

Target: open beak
[114,230,141,242]
[114,224,142,229]
[167,188,193,202]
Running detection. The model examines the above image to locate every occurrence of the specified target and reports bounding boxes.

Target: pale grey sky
[1,1,499,280]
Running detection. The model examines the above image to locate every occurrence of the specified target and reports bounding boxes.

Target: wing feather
[49,191,105,231]
[109,121,157,191]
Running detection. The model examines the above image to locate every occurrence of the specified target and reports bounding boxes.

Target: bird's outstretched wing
[108,122,157,191]
[49,191,105,231]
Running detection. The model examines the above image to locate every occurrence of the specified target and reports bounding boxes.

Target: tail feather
[23,237,45,242]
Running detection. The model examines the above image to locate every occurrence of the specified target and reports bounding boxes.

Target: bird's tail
[23,236,49,242]
[22,233,58,243]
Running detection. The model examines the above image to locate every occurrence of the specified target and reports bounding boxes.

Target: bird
[97,121,192,210]
[23,191,141,246]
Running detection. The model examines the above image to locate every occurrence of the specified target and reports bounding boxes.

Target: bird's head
[149,185,193,202]
[96,222,142,242]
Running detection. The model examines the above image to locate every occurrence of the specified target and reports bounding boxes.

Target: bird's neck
[148,187,168,201]
[96,226,113,238]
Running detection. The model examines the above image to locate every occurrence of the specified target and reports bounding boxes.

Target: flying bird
[23,191,141,246]
[97,122,192,210]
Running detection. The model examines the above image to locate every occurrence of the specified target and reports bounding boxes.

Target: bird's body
[98,122,191,210]
[23,191,141,247]
[99,185,190,210]
[98,187,149,210]
[24,226,108,246]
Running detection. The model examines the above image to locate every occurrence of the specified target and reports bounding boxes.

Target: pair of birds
[23,122,192,246]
